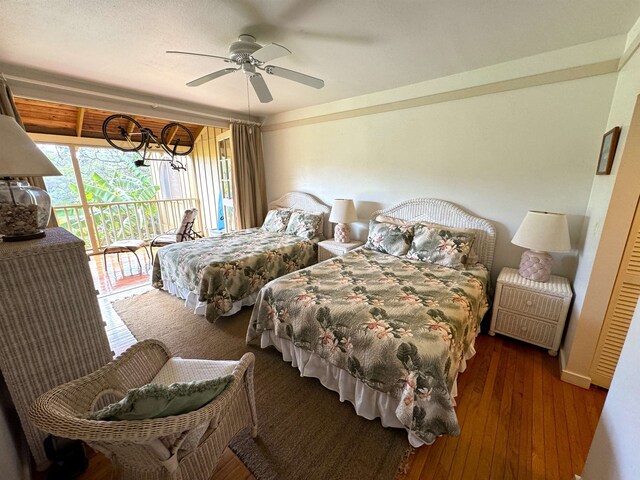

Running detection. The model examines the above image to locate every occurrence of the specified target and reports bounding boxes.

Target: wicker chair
[30,340,257,480]
[150,208,202,263]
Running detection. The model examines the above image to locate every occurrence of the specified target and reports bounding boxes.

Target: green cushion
[87,375,234,421]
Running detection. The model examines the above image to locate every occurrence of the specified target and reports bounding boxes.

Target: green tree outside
[41,144,161,246]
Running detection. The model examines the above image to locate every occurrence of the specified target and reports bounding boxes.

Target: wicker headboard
[269,192,332,238]
[371,198,496,271]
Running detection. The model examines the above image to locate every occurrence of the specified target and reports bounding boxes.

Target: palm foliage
[55,157,161,246]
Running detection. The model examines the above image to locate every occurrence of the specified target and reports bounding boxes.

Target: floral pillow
[364,220,414,256]
[262,209,292,233]
[285,211,323,239]
[407,223,475,269]
[415,221,480,265]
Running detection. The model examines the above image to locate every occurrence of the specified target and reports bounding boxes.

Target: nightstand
[318,238,364,261]
[489,267,573,356]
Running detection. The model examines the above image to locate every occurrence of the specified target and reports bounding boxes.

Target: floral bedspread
[152,228,318,323]
[247,248,490,444]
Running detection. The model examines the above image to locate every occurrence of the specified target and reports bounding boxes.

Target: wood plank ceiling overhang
[14,97,204,141]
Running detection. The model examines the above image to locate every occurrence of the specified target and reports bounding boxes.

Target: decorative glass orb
[0,179,52,241]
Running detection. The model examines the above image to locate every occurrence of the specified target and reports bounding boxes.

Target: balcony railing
[53,198,201,253]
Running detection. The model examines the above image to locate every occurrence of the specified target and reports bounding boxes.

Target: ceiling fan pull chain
[246,76,252,119]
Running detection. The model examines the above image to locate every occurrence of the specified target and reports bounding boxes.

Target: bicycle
[102,114,195,171]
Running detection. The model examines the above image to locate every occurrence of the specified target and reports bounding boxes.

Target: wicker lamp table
[489,267,572,356]
[318,238,364,262]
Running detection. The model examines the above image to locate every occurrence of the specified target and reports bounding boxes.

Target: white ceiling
[1,0,639,118]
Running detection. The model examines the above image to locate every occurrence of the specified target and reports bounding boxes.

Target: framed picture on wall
[596,126,621,175]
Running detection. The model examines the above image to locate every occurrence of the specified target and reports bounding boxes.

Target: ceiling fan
[167,35,325,103]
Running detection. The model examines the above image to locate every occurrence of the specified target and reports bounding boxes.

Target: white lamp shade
[0,115,61,177]
[329,199,357,223]
[511,211,571,252]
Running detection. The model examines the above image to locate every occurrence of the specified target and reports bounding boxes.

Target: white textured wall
[263,73,616,282]
[561,41,640,384]
[581,302,640,479]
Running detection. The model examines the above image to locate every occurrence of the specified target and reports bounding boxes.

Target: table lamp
[0,115,61,241]
[329,198,357,243]
[511,211,571,282]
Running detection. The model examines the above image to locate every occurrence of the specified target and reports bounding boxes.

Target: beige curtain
[230,123,267,229]
[0,74,58,227]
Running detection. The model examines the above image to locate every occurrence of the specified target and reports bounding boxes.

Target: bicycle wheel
[161,122,195,156]
[102,114,145,152]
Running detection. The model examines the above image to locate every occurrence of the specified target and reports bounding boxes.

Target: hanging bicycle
[102,114,195,171]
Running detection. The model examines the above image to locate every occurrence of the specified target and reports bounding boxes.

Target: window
[38,142,196,252]
[217,136,235,231]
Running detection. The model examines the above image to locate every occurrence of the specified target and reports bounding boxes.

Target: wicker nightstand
[318,238,364,261]
[489,267,573,356]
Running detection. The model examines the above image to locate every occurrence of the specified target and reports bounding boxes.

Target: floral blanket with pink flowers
[247,247,489,444]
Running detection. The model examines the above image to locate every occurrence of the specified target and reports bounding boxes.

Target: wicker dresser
[0,228,112,469]
[489,267,573,356]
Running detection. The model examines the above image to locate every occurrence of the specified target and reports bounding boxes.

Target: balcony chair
[150,207,202,263]
[30,339,258,480]
[102,239,151,274]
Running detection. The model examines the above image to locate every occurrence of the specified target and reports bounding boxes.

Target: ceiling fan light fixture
[229,35,261,63]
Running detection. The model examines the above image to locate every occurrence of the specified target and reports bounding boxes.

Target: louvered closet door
[590,197,640,388]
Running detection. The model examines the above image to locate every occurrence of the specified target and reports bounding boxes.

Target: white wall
[581,302,640,479]
[262,48,618,282]
[561,26,640,386]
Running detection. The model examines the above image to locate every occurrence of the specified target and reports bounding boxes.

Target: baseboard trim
[559,348,592,389]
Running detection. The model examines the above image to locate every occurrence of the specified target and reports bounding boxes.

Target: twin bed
[152,192,331,322]
[153,194,496,446]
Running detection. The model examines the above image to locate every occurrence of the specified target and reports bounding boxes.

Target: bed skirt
[260,330,477,447]
[161,279,259,317]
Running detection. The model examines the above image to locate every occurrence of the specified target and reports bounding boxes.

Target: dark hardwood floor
[399,334,605,480]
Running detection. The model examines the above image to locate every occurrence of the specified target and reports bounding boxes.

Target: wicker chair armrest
[30,351,255,444]
[41,339,171,404]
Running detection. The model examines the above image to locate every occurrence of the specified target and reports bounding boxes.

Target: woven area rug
[112,289,409,480]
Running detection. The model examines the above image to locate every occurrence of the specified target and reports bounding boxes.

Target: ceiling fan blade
[167,50,231,62]
[264,65,324,89]
[249,73,273,103]
[251,43,291,63]
[187,68,239,87]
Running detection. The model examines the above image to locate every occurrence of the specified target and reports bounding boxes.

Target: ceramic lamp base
[518,250,553,282]
[334,223,351,243]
